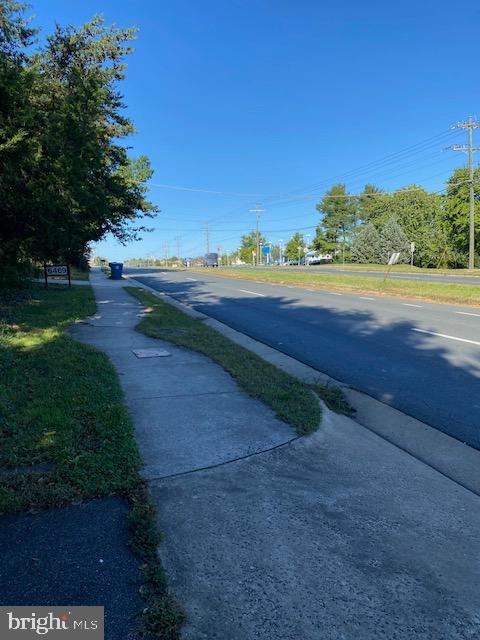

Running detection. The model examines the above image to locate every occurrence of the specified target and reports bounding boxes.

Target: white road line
[456,311,480,317]
[239,289,266,297]
[412,328,480,347]
[359,296,375,301]
[186,277,197,281]
[403,303,423,308]
[324,291,343,296]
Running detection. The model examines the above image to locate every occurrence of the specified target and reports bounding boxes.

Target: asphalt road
[127,268,480,449]
[230,265,480,285]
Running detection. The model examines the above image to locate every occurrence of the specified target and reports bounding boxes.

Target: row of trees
[229,168,478,268]
[0,1,156,285]
[234,231,307,264]
[314,170,480,267]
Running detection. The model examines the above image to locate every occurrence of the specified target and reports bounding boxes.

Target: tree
[443,167,480,264]
[312,226,334,254]
[0,1,39,281]
[378,217,410,263]
[357,184,390,223]
[284,233,305,261]
[315,184,357,260]
[238,231,266,264]
[0,5,157,284]
[351,223,382,263]
[385,186,443,266]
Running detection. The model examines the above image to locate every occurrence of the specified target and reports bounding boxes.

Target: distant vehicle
[204,252,219,267]
[307,254,333,265]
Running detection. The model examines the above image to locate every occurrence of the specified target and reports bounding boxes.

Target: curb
[126,276,480,497]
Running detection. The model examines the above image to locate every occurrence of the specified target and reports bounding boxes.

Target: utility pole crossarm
[447,145,480,152]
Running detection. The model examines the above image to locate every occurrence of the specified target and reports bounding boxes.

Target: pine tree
[315,184,357,253]
[378,218,410,264]
[351,223,382,263]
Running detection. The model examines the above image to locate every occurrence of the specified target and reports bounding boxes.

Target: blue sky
[32,0,480,260]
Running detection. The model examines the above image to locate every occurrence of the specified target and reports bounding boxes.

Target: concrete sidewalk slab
[70,272,295,481]
[120,361,237,399]
[132,392,296,479]
[153,410,480,640]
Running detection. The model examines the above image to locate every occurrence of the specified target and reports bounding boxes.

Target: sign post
[384,252,401,281]
[410,242,416,267]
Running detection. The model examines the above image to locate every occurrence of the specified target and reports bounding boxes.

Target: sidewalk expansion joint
[130,391,238,401]
[145,434,303,483]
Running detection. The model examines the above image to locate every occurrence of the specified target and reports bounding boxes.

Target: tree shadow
[128,268,480,450]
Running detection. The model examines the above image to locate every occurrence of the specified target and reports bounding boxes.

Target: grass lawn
[0,284,184,638]
[125,287,328,435]
[70,267,90,280]
[189,268,480,306]
[294,263,480,275]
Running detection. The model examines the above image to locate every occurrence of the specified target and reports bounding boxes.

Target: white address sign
[46,265,68,276]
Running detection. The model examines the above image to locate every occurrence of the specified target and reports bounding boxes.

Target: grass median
[125,286,326,435]
[188,267,480,306]
[0,283,184,639]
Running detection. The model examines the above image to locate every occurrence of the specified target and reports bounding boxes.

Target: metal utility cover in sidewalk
[132,348,171,358]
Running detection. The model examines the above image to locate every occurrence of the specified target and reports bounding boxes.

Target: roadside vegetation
[125,287,323,435]
[290,263,480,275]
[0,2,156,288]
[0,283,184,639]
[190,268,480,306]
[311,383,354,416]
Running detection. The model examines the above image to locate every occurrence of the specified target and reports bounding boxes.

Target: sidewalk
[75,272,480,639]
[71,272,295,480]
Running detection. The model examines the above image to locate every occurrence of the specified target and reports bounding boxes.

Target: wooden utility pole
[249,203,265,266]
[205,222,210,254]
[450,117,480,269]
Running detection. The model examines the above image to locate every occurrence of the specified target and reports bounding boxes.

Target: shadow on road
[129,269,480,450]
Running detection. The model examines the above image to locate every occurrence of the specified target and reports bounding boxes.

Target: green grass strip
[0,285,140,511]
[187,267,480,306]
[125,286,321,435]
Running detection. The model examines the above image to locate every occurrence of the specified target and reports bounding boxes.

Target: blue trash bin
[109,262,123,280]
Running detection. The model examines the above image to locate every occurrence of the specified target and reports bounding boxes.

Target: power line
[148,132,459,203]
[149,128,469,260]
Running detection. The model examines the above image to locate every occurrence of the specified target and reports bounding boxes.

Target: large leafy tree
[385,186,442,266]
[0,1,39,276]
[238,231,266,264]
[357,184,390,222]
[443,167,480,263]
[0,4,157,283]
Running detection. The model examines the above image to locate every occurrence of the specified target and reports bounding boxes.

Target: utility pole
[449,117,480,269]
[175,236,181,261]
[205,222,210,254]
[249,203,265,266]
